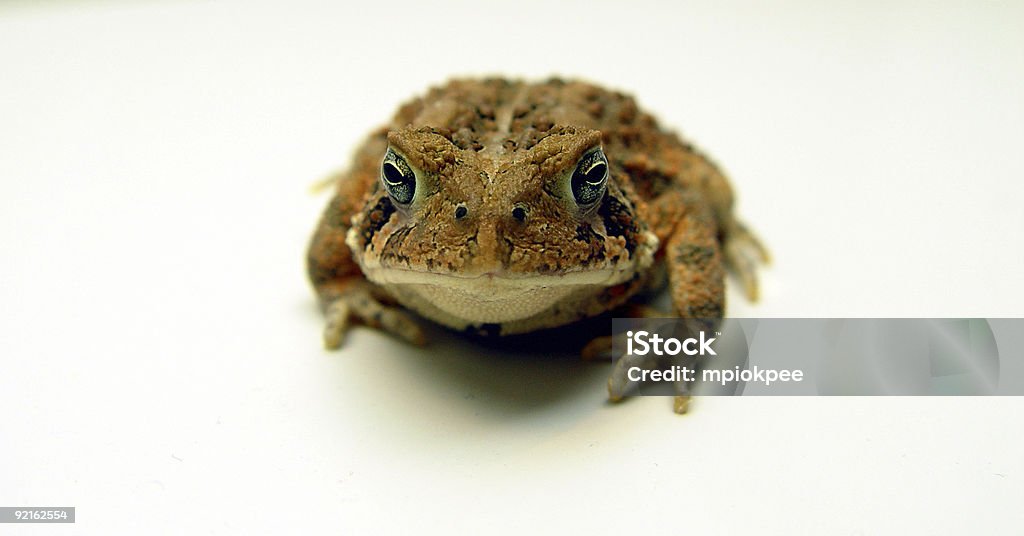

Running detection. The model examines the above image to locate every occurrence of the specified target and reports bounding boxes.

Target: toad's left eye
[381,149,416,205]
[570,148,608,207]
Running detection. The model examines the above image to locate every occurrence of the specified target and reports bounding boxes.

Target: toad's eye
[381,149,416,205]
[571,148,608,207]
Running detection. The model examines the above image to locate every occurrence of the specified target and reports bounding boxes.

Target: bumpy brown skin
[308,78,765,408]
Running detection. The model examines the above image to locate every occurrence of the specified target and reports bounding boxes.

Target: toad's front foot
[322,282,426,349]
[599,341,693,414]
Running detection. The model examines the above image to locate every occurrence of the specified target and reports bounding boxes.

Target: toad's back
[389,79,737,239]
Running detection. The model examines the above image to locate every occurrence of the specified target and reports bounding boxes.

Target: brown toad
[307,78,768,412]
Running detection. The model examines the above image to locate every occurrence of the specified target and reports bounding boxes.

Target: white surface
[2,1,1023,534]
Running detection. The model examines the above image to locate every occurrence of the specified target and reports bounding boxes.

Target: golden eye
[571,148,608,207]
[381,149,416,205]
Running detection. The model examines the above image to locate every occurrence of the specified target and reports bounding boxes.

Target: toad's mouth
[364,265,629,288]
[360,266,635,324]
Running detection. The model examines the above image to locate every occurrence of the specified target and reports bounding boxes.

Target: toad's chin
[362,267,633,325]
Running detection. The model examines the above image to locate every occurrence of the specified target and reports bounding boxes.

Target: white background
[2,0,1023,533]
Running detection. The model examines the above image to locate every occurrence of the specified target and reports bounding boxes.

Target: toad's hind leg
[601,199,726,413]
[696,158,770,302]
[665,200,726,321]
[663,200,728,413]
[722,219,770,301]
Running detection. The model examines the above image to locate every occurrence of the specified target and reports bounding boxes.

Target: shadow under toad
[393,314,614,416]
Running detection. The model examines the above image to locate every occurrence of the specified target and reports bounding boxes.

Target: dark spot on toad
[686,301,723,319]
[674,244,715,267]
[360,196,396,246]
[598,194,639,254]
[575,223,607,264]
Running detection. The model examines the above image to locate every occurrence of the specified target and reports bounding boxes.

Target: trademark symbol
[716,332,721,336]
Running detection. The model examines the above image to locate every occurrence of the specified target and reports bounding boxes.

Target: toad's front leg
[320,278,426,349]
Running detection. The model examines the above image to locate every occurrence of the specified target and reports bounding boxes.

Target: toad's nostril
[455,205,468,220]
[511,206,527,222]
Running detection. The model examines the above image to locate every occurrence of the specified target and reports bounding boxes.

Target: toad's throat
[397,282,578,324]
[363,267,629,324]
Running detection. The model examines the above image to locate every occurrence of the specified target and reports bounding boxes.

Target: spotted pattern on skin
[674,244,715,267]
[358,196,396,249]
[597,190,640,255]
[574,223,607,266]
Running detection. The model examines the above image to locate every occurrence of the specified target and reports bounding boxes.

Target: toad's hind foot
[673,395,691,414]
[723,220,770,302]
[606,350,657,403]
[604,351,695,414]
[322,283,426,349]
